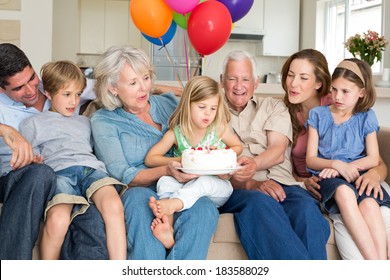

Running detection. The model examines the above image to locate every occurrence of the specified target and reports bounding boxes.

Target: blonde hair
[94,45,155,110]
[41,60,86,96]
[332,58,376,113]
[169,76,230,139]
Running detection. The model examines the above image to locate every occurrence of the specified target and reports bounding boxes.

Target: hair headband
[336,60,365,85]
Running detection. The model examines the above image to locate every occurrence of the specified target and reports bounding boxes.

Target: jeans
[280,184,330,260]
[61,204,108,260]
[61,187,219,260]
[0,164,56,260]
[124,187,219,259]
[219,187,330,260]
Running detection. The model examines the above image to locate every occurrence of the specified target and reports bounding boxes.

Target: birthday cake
[181,147,237,170]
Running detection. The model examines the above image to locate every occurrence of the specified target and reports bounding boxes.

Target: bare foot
[151,215,175,249]
[149,197,183,218]
[156,198,183,217]
[149,196,163,218]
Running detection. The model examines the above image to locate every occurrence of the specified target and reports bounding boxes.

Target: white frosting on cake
[181,148,237,170]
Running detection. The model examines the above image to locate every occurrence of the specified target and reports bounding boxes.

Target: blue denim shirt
[91,93,178,186]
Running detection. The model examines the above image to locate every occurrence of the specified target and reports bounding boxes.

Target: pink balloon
[164,0,200,14]
[188,1,232,56]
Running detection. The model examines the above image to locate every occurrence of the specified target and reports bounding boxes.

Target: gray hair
[94,45,155,110]
[221,50,259,82]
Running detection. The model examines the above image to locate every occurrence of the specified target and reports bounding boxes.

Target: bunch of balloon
[130,0,255,56]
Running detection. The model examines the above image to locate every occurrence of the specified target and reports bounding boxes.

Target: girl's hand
[303,176,322,201]
[355,169,384,200]
[318,168,340,179]
[217,174,231,180]
[332,161,361,183]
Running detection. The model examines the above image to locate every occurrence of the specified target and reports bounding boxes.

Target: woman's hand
[303,176,322,201]
[355,169,384,200]
[167,161,199,183]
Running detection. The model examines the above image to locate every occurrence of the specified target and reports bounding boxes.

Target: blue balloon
[142,21,177,46]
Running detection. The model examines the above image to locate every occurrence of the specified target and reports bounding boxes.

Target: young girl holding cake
[145,75,242,249]
[306,58,390,259]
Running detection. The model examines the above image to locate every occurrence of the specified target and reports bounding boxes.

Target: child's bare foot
[149,196,163,218]
[149,197,183,218]
[156,198,183,216]
[151,215,175,249]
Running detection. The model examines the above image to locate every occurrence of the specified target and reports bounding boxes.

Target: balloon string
[176,73,184,89]
[158,37,173,65]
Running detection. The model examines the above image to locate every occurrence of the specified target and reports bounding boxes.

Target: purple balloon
[217,0,254,22]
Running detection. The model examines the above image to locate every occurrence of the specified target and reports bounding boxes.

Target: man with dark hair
[0,43,109,259]
[0,43,57,259]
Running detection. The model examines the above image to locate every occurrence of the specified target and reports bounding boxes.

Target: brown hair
[281,49,331,147]
[169,76,230,139]
[332,58,376,113]
[41,60,86,96]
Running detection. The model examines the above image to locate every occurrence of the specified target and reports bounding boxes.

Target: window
[316,0,384,73]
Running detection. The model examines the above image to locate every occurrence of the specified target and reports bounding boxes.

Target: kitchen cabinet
[256,0,300,56]
[231,0,264,39]
[80,0,105,54]
[79,0,142,54]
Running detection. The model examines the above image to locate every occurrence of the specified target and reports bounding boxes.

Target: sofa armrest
[378,126,390,186]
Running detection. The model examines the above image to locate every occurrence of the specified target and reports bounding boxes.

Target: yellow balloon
[130,0,173,38]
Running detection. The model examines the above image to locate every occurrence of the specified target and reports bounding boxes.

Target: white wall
[0,0,53,72]
[52,0,80,63]
[21,0,53,73]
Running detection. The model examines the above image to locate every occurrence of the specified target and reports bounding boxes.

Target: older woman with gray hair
[90,45,219,259]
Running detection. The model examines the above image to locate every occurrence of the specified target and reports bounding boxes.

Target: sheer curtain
[316,0,383,72]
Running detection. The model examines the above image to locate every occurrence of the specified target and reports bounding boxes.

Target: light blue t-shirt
[306,105,379,175]
[91,93,178,186]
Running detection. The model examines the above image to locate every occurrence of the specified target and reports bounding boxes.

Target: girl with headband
[306,58,390,259]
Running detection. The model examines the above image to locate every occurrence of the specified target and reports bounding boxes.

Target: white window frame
[316,0,384,73]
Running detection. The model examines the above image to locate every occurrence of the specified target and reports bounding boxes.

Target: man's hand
[232,156,257,182]
[1,124,34,169]
[252,180,286,202]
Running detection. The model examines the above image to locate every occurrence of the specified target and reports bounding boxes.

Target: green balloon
[173,12,190,30]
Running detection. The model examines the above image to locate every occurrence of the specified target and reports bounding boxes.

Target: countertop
[157,81,390,98]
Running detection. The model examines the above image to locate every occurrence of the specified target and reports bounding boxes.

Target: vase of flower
[344,30,388,66]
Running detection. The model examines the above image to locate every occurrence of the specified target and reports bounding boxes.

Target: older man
[219,50,330,259]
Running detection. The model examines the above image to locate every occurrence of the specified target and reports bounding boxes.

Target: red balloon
[188,1,232,56]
